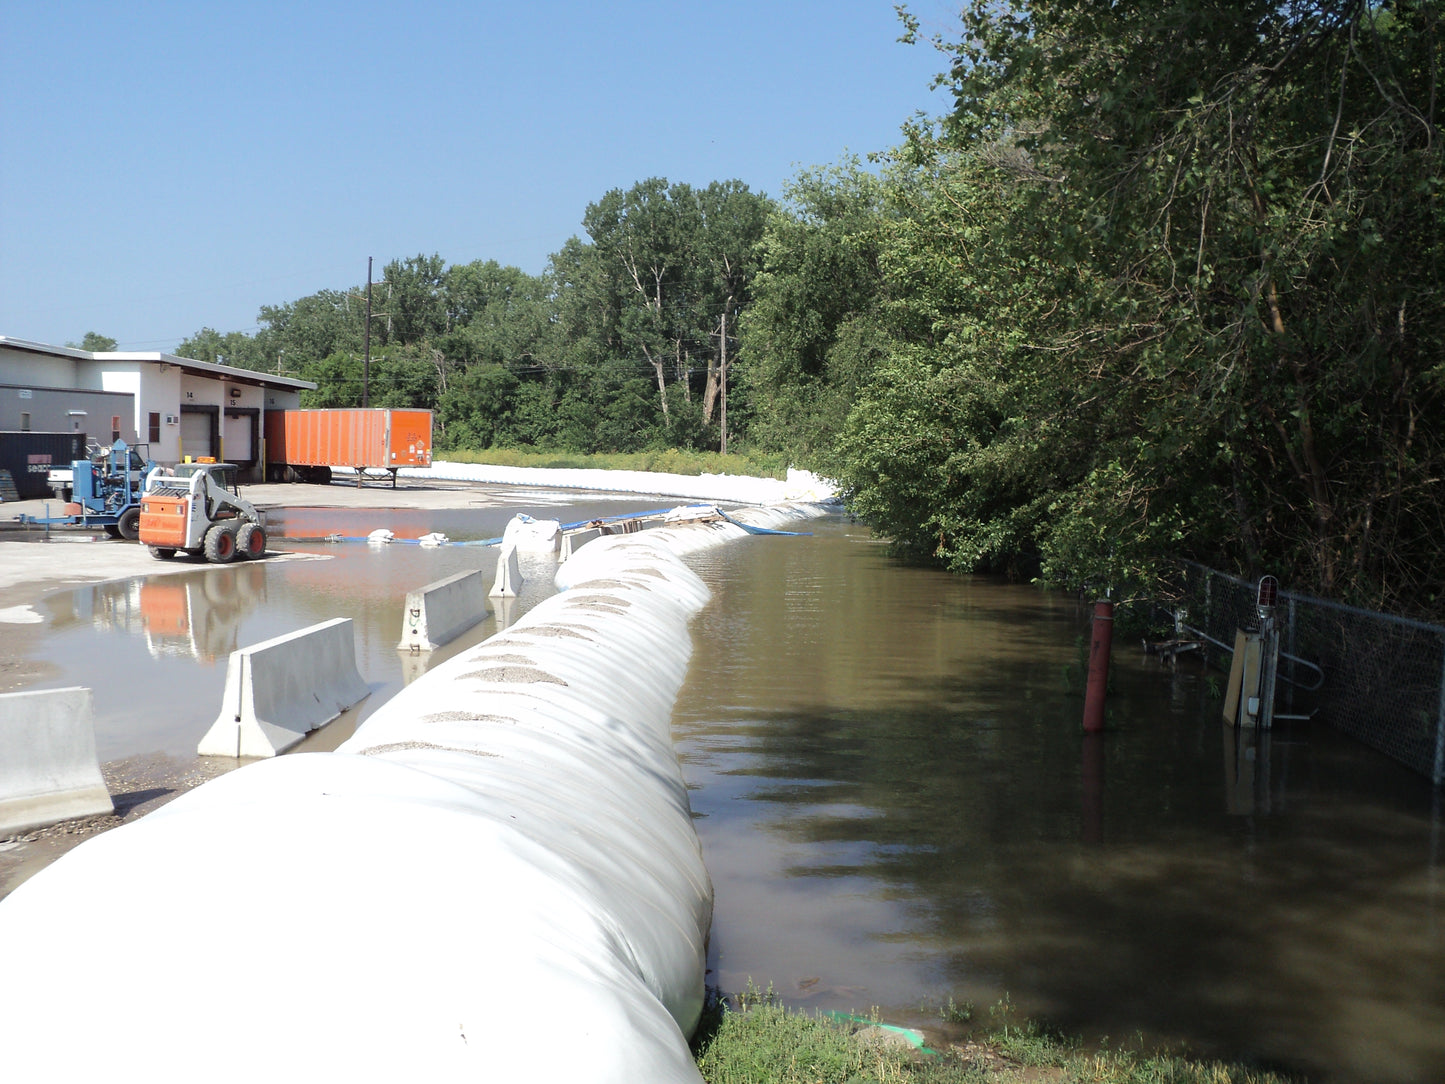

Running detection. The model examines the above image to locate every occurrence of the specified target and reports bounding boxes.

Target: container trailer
[264,408,432,486]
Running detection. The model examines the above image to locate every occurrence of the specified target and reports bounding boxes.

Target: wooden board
[1223,628,1248,725]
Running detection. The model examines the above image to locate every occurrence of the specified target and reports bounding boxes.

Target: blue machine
[19,439,160,540]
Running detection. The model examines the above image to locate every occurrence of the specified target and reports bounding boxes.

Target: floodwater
[675,518,1445,1084]
[29,490,672,761]
[19,504,1445,1082]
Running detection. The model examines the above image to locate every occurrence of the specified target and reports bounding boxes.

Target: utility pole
[363,256,373,408]
[719,308,729,456]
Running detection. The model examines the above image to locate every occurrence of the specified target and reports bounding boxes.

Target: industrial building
[0,336,315,482]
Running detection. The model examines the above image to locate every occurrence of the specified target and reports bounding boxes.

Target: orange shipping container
[264,409,432,478]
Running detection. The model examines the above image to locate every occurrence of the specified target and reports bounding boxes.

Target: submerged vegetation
[692,988,1300,1083]
[170,2,1443,617]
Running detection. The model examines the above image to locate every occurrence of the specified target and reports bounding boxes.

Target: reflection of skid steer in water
[139,463,268,563]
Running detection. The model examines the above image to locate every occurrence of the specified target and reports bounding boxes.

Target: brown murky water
[675,517,1445,1084]
[19,507,1444,1082]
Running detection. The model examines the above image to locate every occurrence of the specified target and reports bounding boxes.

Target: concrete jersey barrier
[0,686,112,837]
[396,569,490,653]
[197,617,370,758]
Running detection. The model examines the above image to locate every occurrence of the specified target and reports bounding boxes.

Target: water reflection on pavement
[26,494,670,761]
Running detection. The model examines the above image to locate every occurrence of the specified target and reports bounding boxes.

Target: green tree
[378,254,449,346]
[255,289,364,368]
[691,180,770,439]
[815,1,1445,613]
[581,178,700,422]
[740,161,893,465]
[176,327,270,371]
[68,332,117,352]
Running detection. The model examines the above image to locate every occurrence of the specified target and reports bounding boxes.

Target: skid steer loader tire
[237,522,267,560]
[204,523,238,564]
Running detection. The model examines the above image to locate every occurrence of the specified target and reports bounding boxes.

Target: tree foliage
[741,0,1444,614]
[69,332,118,352]
[178,182,769,456]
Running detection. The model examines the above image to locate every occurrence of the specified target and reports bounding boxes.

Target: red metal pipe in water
[1081,732,1105,843]
[1082,600,1114,733]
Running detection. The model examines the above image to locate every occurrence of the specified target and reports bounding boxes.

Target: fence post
[1285,597,1298,713]
[1082,600,1113,734]
[1433,637,1445,788]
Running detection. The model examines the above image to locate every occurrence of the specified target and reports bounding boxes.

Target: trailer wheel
[204,523,238,564]
[117,507,142,540]
[237,522,267,560]
[148,546,177,560]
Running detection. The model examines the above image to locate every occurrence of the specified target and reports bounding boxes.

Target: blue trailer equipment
[18,439,159,540]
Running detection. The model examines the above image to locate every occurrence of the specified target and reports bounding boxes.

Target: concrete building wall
[2,338,315,479]
[0,384,138,444]
[135,363,184,462]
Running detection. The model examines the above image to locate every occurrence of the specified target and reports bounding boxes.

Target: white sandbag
[504,513,562,554]
[0,520,719,1084]
[0,754,702,1082]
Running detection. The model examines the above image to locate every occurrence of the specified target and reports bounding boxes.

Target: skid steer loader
[138,462,267,563]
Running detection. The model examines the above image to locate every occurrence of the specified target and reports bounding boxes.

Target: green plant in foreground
[693,998,913,1084]
[937,997,972,1025]
[693,990,1303,1084]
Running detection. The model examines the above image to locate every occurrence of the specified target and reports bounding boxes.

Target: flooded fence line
[1177,561,1445,786]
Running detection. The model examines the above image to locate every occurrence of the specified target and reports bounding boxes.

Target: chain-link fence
[1174,561,1445,786]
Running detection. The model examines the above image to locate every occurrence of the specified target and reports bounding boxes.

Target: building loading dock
[0,337,316,482]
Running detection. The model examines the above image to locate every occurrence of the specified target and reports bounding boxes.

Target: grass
[691,988,1303,1084]
[437,446,792,480]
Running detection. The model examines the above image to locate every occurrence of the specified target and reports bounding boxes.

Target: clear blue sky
[1,1,955,353]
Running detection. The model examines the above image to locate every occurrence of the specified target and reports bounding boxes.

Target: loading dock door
[222,410,253,465]
[179,408,215,460]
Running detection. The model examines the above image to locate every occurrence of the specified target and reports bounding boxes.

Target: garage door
[179,411,214,460]
[222,412,253,464]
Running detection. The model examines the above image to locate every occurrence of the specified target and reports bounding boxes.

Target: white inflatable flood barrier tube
[0,687,112,837]
[0,501,833,1082]
[197,617,371,758]
[397,568,490,652]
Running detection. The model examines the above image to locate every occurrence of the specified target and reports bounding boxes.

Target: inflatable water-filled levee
[0,500,834,1082]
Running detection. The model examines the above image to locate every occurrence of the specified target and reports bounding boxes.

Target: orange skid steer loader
[139,463,267,564]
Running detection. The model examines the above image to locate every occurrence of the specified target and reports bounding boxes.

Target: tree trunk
[642,344,669,421]
[702,306,729,427]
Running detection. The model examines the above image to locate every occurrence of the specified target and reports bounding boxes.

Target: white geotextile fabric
[393,461,839,505]
[502,512,563,553]
[0,501,833,1082]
